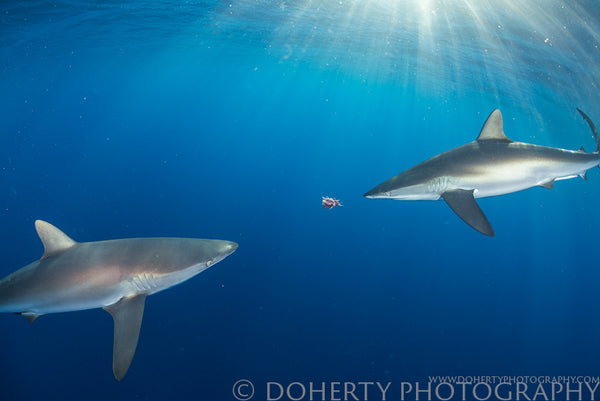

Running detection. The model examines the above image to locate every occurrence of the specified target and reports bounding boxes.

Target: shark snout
[214,241,238,261]
[363,187,389,198]
[210,240,238,265]
[187,239,238,270]
[221,241,238,255]
[363,189,375,198]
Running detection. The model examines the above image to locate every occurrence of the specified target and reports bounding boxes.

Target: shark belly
[0,252,211,315]
[0,250,137,315]
[453,156,599,199]
[25,283,130,314]
[0,265,130,315]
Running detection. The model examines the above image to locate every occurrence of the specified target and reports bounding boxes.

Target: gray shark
[0,220,238,380]
[364,109,600,236]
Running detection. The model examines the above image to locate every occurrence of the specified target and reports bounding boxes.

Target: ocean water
[1,1,600,400]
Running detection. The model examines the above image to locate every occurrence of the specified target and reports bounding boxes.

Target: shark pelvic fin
[104,294,147,381]
[476,109,511,142]
[442,189,494,237]
[17,312,41,323]
[35,220,77,259]
[539,180,554,189]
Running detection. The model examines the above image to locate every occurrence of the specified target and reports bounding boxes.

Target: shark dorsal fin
[477,109,511,142]
[35,220,77,259]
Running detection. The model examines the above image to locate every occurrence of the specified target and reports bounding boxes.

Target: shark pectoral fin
[442,190,495,237]
[103,294,147,381]
[539,180,554,189]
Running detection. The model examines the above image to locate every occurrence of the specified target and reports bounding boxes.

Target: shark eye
[206,259,213,267]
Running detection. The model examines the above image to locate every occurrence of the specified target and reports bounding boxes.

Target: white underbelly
[459,165,588,199]
[23,283,129,314]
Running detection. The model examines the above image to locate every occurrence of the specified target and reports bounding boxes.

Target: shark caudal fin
[576,108,600,154]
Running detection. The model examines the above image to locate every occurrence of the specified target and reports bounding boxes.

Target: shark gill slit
[131,273,157,292]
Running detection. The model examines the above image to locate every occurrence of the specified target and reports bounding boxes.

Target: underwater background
[1,1,600,400]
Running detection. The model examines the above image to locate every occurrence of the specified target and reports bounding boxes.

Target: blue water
[2,1,600,400]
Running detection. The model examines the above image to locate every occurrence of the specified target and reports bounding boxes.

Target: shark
[364,109,600,236]
[0,220,238,380]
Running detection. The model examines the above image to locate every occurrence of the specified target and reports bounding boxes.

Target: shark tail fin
[577,108,600,153]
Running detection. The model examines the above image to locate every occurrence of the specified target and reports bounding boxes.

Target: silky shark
[364,109,600,236]
[0,220,238,380]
